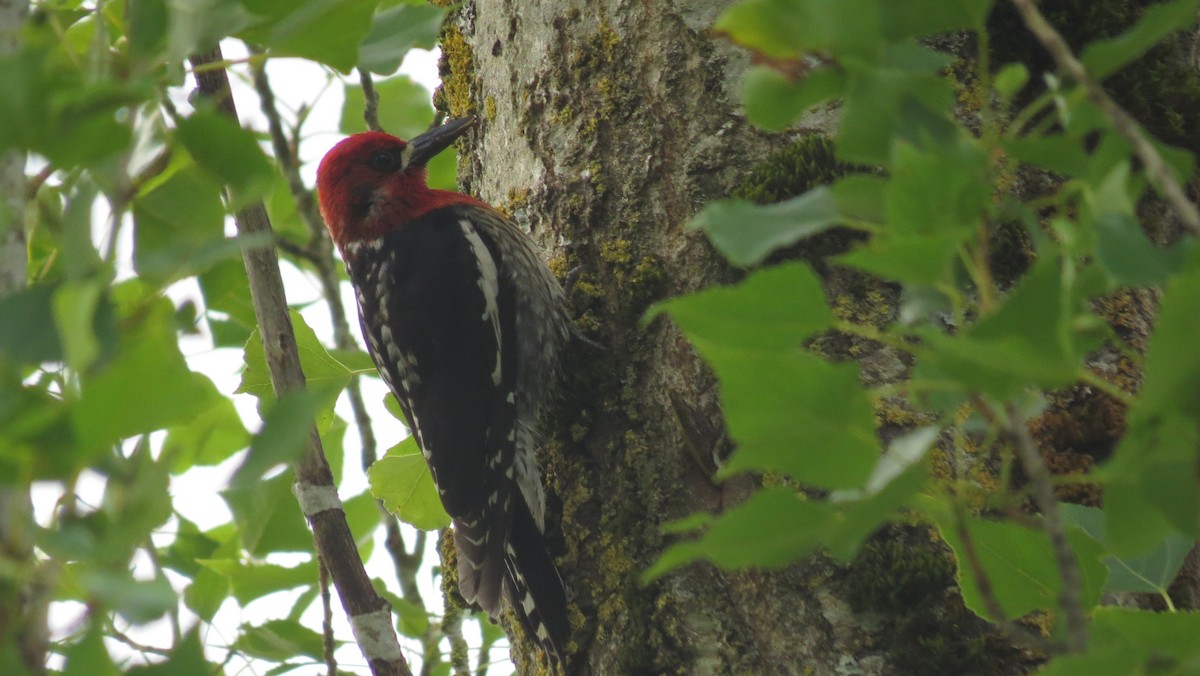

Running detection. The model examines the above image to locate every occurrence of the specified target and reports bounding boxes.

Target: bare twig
[360,69,382,132]
[1003,402,1088,652]
[107,624,172,657]
[441,589,471,676]
[1008,0,1200,234]
[951,500,1009,624]
[320,558,337,676]
[188,46,410,676]
[252,53,446,670]
[950,500,1060,655]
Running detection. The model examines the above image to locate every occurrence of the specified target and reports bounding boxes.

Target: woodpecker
[316,117,572,664]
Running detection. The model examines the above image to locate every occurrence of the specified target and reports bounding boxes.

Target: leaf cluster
[652,0,1200,669]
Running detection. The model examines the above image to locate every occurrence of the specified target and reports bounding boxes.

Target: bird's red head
[316,117,482,251]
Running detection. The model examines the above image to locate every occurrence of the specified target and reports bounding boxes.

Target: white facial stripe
[459,219,503,386]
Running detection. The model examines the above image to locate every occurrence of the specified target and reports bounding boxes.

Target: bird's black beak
[407,117,476,169]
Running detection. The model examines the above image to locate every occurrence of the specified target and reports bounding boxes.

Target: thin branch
[951,500,1009,624]
[107,624,172,658]
[950,499,1060,655]
[187,46,410,676]
[1007,0,1200,235]
[253,51,446,672]
[359,69,382,132]
[441,589,471,676]
[1004,402,1088,653]
[320,558,337,676]
[474,628,494,676]
[142,541,182,645]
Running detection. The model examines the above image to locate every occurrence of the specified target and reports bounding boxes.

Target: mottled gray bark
[442,2,1012,674]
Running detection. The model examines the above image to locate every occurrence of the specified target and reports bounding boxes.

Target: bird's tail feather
[505,499,570,666]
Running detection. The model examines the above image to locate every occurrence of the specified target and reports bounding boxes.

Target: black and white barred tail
[344,202,572,667]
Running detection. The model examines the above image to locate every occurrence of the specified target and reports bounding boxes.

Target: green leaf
[879,0,991,37]
[358,3,447,75]
[183,532,236,622]
[425,145,458,192]
[706,348,879,488]
[714,0,882,61]
[836,232,964,285]
[1038,649,1144,676]
[98,442,175,563]
[369,437,450,530]
[393,595,432,639]
[914,259,1105,398]
[929,509,1105,622]
[1136,265,1200,418]
[1090,606,1200,662]
[1105,413,1200,553]
[688,188,841,267]
[837,46,955,165]
[651,263,832,351]
[647,462,923,581]
[1004,135,1092,178]
[175,109,274,209]
[341,75,435,138]
[1081,0,1200,79]
[652,245,885,493]
[133,163,232,283]
[79,572,177,625]
[741,66,844,131]
[159,516,221,579]
[1043,607,1200,674]
[244,0,376,73]
[128,0,169,63]
[230,391,322,488]
[201,560,317,605]
[1092,212,1191,286]
[1059,504,1192,595]
[199,258,256,338]
[72,305,219,447]
[343,490,382,547]
[62,625,120,676]
[162,393,251,472]
[126,630,210,676]
[51,279,104,372]
[993,63,1032,99]
[234,619,327,661]
[222,471,314,555]
[0,284,63,364]
[884,138,989,237]
[167,0,255,62]
[713,0,813,60]
[239,310,357,405]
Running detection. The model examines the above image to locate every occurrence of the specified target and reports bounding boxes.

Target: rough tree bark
[435,1,1199,674]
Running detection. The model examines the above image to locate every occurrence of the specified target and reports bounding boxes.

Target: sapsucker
[316,117,572,663]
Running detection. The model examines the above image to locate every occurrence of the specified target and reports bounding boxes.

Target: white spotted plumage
[319,123,573,665]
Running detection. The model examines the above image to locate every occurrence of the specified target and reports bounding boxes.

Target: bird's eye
[369,149,399,172]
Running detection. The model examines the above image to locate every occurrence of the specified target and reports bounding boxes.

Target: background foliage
[0,0,1198,674]
[653,0,1200,671]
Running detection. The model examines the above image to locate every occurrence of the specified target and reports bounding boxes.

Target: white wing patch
[459,219,503,386]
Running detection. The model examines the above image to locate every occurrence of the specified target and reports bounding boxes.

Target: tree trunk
[437,1,1197,674]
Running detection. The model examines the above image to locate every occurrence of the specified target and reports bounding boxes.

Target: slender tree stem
[188,46,410,676]
[1004,403,1088,653]
[1007,0,1200,234]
